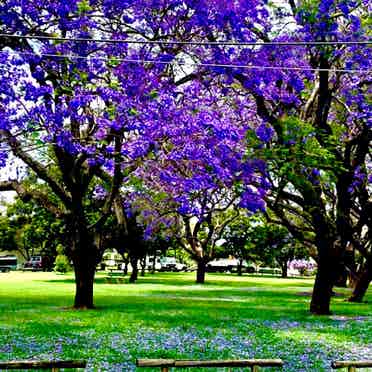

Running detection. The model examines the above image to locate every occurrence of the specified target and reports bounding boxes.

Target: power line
[0,33,371,47]
[2,50,370,74]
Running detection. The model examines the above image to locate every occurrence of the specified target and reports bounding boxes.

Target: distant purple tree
[128,86,268,283]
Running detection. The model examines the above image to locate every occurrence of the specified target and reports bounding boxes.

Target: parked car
[146,256,188,272]
[0,255,17,272]
[158,257,178,272]
[206,258,255,273]
[206,258,237,273]
[23,256,51,271]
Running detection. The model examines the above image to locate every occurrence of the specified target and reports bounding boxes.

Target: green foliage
[222,213,308,271]
[3,196,64,263]
[54,254,71,273]
[77,0,92,14]
[0,216,17,252]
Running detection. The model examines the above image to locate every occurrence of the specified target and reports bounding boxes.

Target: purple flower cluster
[348,166,367,194]
[289,259,317,275]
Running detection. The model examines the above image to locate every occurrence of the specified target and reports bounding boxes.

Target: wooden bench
[136,358,284,371]
[105,276,125,284]
[105,270,126,284]
[331,360,372,371]
[0,360,87,371]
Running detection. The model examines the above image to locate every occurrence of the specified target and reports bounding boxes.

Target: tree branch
[0,181,65,217]
[0,129,71,207]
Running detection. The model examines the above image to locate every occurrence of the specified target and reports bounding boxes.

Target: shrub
[54,254,71,273]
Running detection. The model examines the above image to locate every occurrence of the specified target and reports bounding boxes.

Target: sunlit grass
[0,271,371,371]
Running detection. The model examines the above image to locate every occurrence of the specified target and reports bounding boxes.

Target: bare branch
[0,180,65,217]
[0,129,71,207]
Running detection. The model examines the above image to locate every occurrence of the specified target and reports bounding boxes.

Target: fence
[331,360,372,371]
[136,358,284,371]
[0,360,87,371]
[1,358,371,371]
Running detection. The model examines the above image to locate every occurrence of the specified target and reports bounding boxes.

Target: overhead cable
[0,33,371,47]
[2,50,370,74]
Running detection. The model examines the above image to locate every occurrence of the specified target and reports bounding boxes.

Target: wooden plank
[331,360,372,369]
[173,359,283,368]
[137,359,283,368]
[0,360,87,369]
[136,359,175,367]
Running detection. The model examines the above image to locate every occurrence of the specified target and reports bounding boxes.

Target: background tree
[1,196,64,265]
[0,215,17,254]
[221,214,261,276]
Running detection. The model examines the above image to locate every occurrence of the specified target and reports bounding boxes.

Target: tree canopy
[0,0,370,313]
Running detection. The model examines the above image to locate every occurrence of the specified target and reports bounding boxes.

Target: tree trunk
[129,256,138,283]
[348,259,371,302]
[334,251,351,287]
[151,251,156,274]
[334,268,348,287]
[69,219,97,309]
[237,259,243,276]
[123,259,129,275]
[196,260,206,284]
[73,261,95,309]
[140,257,146,277]
[281,262,288,278]
[310,252,335,315]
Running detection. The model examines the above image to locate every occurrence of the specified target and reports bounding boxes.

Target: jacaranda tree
[129,83,269,283]
[162,0,371,314]
[0,0,271,307]
[0,0,370,314]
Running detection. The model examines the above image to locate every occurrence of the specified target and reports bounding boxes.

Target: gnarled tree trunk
[310,240,340,315]
[73,259,96,309]
[69,219,98,309]
[310,266,333,315]
[349,257,371,302]
[196,259,207,284]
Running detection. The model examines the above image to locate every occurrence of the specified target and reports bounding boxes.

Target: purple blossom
[256,124,274,143]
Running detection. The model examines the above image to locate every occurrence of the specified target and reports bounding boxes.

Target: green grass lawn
[0,271,371,371]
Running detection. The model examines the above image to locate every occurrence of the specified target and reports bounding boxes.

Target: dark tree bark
[123,258,129,275]
[196,260,207,284]
[310,270,333,314]
[349,258,371,302]
[129,256,138,283]
[334,266,348,287]
[310,241,339,314]
[237,259,243,276]
[151,251,157,274]
[73,260,96,309]
[68,216,99,309]
[281,262,288,278]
